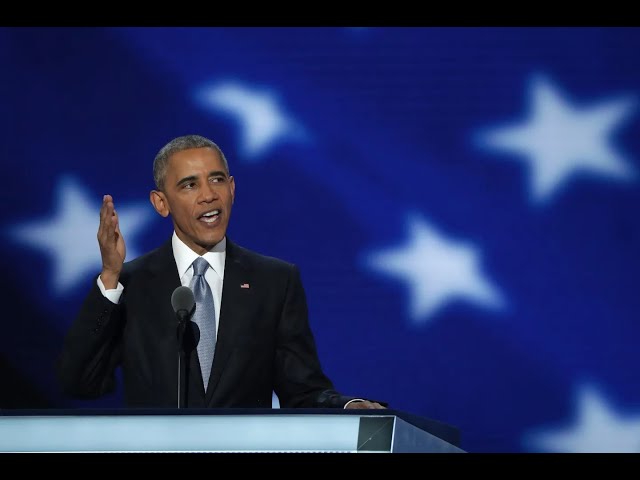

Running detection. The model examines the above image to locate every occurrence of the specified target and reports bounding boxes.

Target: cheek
[171,204,192,222]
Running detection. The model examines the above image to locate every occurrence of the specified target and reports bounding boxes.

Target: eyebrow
[175,170,228,187]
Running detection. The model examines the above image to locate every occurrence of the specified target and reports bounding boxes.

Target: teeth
[202,210,220,217]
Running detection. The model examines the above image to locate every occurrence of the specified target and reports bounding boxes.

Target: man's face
[151,147,235,255]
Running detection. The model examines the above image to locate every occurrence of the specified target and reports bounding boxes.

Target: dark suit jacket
[56,238,356,409]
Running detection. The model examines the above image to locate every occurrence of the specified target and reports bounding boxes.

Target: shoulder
[120,239,173,279]
[228,239,299,275]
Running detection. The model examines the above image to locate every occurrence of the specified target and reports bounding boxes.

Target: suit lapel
[146,239,182,321]
[205,239,251,404]
[144,239,186,390]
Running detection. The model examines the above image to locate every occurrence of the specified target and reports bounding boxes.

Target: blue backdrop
[2,26,640,453]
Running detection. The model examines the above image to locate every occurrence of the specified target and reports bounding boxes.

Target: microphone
[171,286,195,324]
[171,286,195,408]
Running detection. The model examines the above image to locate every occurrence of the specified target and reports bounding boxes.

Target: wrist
[100,270,120,289]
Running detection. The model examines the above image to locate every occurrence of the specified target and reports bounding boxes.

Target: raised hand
[97,194,126,289]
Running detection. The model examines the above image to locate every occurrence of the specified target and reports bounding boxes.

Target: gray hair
[153,134,230,190]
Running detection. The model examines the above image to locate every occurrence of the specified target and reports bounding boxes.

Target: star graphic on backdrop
[9,176,155,295]
[196,81,308,159]
[524,384,640,453]
[363,215,504,325]
[477,74,636,203]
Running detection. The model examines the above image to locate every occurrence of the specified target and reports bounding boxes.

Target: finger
[348,401,376,410]
[113,213,121,241]
[100,194,113,219]
[99,195,111,230]
[98,197,118,245]
[99,196,117,230]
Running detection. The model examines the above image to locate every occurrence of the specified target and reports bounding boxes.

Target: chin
[202,234,224,247]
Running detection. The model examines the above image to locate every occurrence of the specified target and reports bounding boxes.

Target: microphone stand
[176,311,189,409]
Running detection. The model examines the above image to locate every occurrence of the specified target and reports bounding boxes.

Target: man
[56,134,385,410]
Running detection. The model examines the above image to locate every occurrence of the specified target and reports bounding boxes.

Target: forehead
[166,147,226,176]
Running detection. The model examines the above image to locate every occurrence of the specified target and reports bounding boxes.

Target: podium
[0,408,465,453]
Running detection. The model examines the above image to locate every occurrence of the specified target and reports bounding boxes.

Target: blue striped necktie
[189,257,216,391]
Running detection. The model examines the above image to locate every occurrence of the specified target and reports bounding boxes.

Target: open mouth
[198,209,220,224]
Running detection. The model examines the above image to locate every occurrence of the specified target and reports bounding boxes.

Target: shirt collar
[172,232,226,281]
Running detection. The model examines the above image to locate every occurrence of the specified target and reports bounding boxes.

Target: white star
[363,215,504,325]
[9,176,155,295]
[524,384,640,453]
[196,81,308,160]
[477,74,636,203]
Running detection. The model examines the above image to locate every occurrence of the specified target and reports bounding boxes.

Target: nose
[199,183,219,203]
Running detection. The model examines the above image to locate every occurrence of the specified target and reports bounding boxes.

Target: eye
[210,176,226,184]
[182,182,196,189]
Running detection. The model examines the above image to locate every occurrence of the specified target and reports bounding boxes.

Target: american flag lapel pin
[240,283,250,289]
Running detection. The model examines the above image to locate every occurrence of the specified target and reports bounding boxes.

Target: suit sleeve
[55,279,125,399]
[273,265,356,408]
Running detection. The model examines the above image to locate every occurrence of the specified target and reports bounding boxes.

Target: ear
[150,190,170,218]
[229,176,236,204]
